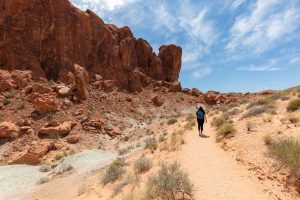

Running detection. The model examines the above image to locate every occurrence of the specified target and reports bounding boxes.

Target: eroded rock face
[0,0,182,92]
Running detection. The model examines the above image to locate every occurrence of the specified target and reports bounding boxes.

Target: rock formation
[0,0,182,92]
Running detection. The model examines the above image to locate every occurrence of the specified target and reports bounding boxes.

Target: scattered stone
[57,86,71,97]
[151,95,164,107]
[66,134,81,144]
[0,122,19,138]
[0,69,17,92]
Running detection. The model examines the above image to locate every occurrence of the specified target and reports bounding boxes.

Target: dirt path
[177,121,274,200]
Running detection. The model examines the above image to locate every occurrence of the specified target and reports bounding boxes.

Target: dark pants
[197,119,204,133]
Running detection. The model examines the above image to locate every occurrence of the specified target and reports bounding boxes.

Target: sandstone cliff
[0,0,182,91]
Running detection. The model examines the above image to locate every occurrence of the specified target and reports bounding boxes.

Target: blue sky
[70,0,300,93]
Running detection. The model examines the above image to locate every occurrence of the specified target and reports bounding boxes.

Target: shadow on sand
[199,133,209,138]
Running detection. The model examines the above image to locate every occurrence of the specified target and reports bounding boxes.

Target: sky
[70,0,300,93]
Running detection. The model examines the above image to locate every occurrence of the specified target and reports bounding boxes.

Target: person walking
[196,106,207,136]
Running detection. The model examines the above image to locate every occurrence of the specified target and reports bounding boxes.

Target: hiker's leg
[200,120,204,133]
[197,119,201,134]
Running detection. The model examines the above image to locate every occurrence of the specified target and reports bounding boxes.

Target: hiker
[196,106,207,135]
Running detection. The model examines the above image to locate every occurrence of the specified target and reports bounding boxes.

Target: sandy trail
[177,121,273,200]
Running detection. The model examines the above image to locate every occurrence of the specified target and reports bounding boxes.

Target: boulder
[39,121,76,136]
[73,64,89,100]
[191,88,202,97]
[8,142,53,165]
[21,84,60,114]
[0,122,19,138]
[57,86,71,97]
[66,134,81,144]
[204,91,220,105]
[151,95,164,107]
[103,80,115,93]
[30,94,61,114]
[168,81,182,92]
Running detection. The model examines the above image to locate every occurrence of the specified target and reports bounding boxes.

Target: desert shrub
[211,115,228,128]
[288,115,299,124]
[39,164,51,172]
[144,137,158,151]
[37,176,50,185]
[263,135,273,145]
[112,173,137,196]
[228,108,241,116]
[287,99,300,112]
[145,162,193,200]
[246,98,272,109]
[217,123,236,141]
[122,136,130,142]
[219,104,230,112]
[243,105,276,118]
[101,159,126,185]
[267,138,300,178]
[184,114,196,130]
[159,134,166,142]
[167,118,177,125]
[117,147,129,156]
[227,102,240,108]
[3,99,11,106]
[54,163,73,175]
[10,131,19,139]
[266,92,289,101]
[54,151,66,160]
[134,157,152,173]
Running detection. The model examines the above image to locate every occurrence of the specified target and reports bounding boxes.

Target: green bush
[134,157,152,173]
[266,92,289,101]
[101,159,126,185]
[3,99,11,106]
[267,138,300,178]
[145,162,193,200]
[287,99,300,112]
[167,118,177,125]
[217,123,236,140]
[37,177,50,185]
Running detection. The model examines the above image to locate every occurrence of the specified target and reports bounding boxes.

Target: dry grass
[267,138,300,179]
[145,162,193,200]
[216,123,236,142]
[287,99,300,112]
[134,156,152,174]
[243,105,276,118]
[101,159,126,185]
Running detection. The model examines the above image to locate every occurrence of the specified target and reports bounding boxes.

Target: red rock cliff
[0,0,182,91]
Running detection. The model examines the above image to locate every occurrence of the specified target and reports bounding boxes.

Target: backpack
[197,111,204,119]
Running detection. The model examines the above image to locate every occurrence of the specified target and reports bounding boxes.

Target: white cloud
[227,0,300,53]
[72,0,137,11]
[192,68,213,79]
[237,65,286,72]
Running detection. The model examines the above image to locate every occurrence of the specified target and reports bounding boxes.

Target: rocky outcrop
[0,0,182,92]
[73,64,89,100]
